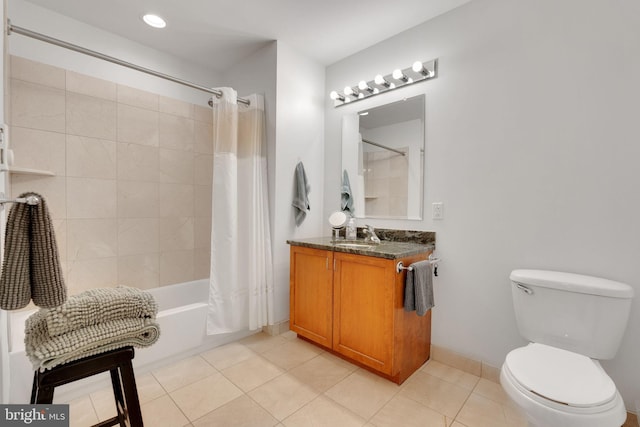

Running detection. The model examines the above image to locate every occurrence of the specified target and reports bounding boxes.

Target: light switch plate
[432,202,444,220]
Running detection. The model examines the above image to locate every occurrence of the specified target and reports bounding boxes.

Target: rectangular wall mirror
[341,94,425,219]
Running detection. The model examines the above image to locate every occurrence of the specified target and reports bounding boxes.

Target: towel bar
[0,192,39,208]
[396,256,441,275]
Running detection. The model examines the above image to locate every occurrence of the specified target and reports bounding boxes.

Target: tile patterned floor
[58,331,534,426]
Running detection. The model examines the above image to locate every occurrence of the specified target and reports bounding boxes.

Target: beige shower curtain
[207,88,274,334]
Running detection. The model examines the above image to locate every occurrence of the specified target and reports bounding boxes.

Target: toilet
[500,269,634,427]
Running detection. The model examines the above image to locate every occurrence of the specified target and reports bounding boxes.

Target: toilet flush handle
[515,283,533,295]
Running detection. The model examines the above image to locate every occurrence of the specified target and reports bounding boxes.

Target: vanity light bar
[330,58,438,107]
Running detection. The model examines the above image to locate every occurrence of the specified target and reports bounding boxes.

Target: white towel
[404,260,434,316]
[292,162,310,226]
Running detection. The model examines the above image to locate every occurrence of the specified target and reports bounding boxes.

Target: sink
[333,241,379,249]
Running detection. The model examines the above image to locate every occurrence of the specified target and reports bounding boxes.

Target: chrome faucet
[363,225,381,244]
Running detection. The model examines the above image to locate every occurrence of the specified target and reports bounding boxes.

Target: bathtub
[4,279,255,403]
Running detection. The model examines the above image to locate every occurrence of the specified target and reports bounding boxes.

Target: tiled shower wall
[8,56,213,295]
[363,149,409,218]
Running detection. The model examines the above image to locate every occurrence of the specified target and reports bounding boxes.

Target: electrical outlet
[432,202,444,220]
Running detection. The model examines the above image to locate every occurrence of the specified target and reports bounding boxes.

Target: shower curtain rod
[362,138,406,156]
[7,21,251,106]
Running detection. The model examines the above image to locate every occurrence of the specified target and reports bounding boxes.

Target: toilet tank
[510,269,634,360]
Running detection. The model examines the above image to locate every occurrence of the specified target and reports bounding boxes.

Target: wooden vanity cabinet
[289,245,432,384]
[289,246,334,348]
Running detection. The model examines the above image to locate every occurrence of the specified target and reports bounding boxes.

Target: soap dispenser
[346,217,357,240]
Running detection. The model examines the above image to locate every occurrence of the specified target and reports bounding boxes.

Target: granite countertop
[287,234,434,260]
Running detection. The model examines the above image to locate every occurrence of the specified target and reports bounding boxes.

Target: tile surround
[10,174,67,219]
[66,92,117,140]
[11,79,66,133]
[117,254,160,290]
[10,55,66,88]
[66,70,117,100]
[159,113,195,151]
[117,84,159,110]
[10,127,66,175]
[117,104,160,146]
[66,135,117,179]
[160,250,196,285]
[8,55,213,293]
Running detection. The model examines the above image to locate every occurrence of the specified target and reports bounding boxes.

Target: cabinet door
[333,252,395,374]
[290,246,333,348]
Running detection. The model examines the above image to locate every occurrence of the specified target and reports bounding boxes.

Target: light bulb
[389,82,396,89]
[358,80,374,94]
[329,91,345,102]
[358,93,364,99]
[407,77,414,84]
[142,14,167,28]
[344,86,354,96]
[412,61,423,73]
[374,74,386,85]
[373,88,380,94]
[392,69,404,80]
[344,97,351,103]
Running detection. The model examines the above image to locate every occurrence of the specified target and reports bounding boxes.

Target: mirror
[341,94,425,219]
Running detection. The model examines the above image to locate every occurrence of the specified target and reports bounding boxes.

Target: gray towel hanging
[341,169,354,215]
[292,162,310,226]
[403,260,434,316]
[0,192,66,310]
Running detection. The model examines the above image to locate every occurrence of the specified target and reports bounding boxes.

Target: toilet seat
[504,343,617,408]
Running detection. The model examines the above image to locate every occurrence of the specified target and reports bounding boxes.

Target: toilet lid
[505,343,617,407]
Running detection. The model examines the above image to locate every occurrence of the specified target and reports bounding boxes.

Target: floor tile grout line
[360,373,406,425]
[318,385,377,425]
[450,388,474,426]
[147,368,194,425]
[85,394,102,425]
[397,370,475,422]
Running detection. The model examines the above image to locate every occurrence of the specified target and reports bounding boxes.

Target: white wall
[272,42,326,322]
[8,0,221,105]
[325,0,640,411]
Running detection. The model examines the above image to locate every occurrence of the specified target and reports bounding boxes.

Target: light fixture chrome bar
[331,58,437,107]
[362,138,406,156]
[7,21,250,106]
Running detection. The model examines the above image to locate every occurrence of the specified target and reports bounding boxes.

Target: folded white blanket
[25,314,160,371]
[24,286,160,371]
[42,286,157,337]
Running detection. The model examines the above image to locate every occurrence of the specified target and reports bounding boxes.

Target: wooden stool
[30,346,143,427]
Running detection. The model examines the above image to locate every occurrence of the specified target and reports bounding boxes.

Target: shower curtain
[207,88,274,334]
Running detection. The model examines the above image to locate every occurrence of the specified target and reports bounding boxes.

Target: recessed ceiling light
[142,14,166,29]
